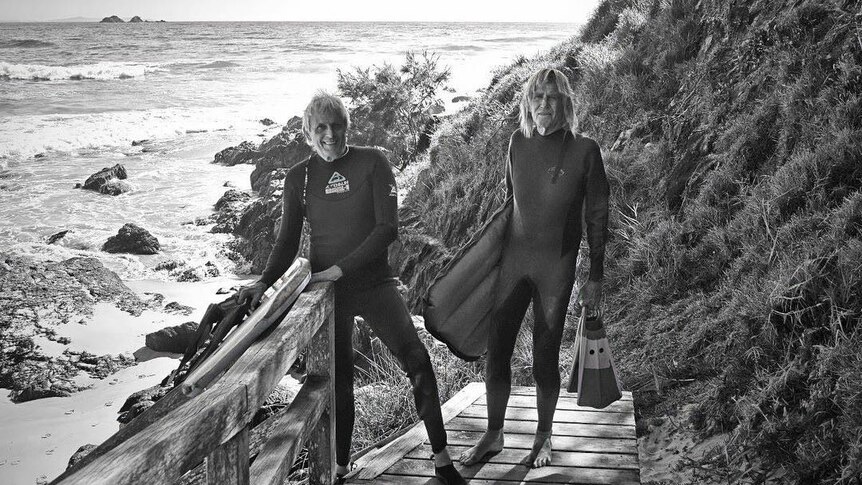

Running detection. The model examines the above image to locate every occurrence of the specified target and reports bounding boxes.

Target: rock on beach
[46,229,71,244]
[79,164,130,195]
[145,321,198,353]
[213,140,259,166]
[211,189,252,233]
[102,223,160,254]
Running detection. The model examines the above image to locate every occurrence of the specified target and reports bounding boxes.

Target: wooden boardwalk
[345,383,640,484]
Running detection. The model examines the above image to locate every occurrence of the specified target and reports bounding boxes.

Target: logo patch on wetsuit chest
[547,167,566,178]
[325,171,350,194]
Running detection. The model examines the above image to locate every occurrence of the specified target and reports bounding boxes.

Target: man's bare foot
[523,430,552,468]
[458,428,504,465]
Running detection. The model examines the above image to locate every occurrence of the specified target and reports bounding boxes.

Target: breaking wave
[0,61,154,81]
[197,60,240,69]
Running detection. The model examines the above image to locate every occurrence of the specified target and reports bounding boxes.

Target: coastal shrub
[337,51,451,169]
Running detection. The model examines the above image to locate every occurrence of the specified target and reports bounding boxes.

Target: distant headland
[100,15,165,23]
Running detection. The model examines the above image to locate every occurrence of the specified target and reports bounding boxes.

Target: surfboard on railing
[178,258,312,396]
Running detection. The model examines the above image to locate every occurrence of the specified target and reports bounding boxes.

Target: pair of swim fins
[567,312,623,409]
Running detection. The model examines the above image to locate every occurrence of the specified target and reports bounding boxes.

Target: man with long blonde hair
[459,68,609,468]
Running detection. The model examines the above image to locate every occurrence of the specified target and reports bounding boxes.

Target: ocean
[0,21,578,279]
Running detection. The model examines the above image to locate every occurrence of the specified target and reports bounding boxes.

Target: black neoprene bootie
[435,463,466,485]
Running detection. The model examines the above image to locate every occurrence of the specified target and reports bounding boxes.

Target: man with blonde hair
[459,68,609,468]
[239,92,464,484]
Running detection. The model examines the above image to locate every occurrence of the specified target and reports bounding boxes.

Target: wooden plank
[306,312,335,485]
[354,475,638,485]
[460,405,636,426]
[207,426,249,485]
[446,417,635,439]
[54,284,334,485]
[406,444,639,470]
[349,382,485,480]
[511,387,633,401]
[475,394,633,413]
[248,377,330,485]
[384,457,641,484]
[444,430,637,455]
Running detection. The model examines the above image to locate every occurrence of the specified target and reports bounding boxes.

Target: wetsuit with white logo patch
[260,146,447,466]
[485,129,609,432]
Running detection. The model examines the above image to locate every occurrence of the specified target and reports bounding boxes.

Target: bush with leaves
[337,51,450,168]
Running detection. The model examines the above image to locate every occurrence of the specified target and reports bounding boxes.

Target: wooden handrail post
[306,299,336,484]
[206,425,249,485]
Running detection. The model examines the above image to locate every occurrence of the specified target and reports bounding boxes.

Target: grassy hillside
[396,0,862,482]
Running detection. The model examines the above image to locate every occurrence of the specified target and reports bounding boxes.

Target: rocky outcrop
[0,255,145,402]
[145,321,198,353]
[78,164,130,195]
[129,16,143,23]
[260,118,275,126]
[175,261,220,282]
[101,179,132,195]
[117,384,170,424]
[213,141,258,166]
[212,117,312,272]
[163,301,193,315]
[154,260,184,272]
[211,189,252,234]
[100,15,124,23]
[67,444,97,469]
[46,229,70,244]
[102,223,160,254]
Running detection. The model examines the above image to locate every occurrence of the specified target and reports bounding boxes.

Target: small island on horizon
[100,15,165,23]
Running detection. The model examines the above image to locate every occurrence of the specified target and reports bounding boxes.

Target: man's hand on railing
[237,280,268,310]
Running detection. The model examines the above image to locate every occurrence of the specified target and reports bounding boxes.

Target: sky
[0,0,602,22]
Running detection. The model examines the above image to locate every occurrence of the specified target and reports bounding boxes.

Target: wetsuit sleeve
[260,172,304,287]
[584,141,610,281]
[335,153,398,275]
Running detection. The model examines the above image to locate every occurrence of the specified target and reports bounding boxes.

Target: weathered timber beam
[305,305,335,485]
[248,376,330,484]
[54,284,333,485]
[207,425,250,485]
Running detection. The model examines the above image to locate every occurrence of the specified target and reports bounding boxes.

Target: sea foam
[0,107,268,159]
[0,61,156,81]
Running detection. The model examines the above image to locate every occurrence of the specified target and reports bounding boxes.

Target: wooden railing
[51,269,336,485]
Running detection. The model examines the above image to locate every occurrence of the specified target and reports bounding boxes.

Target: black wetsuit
[260,146,446,466]
[486,128,609,432]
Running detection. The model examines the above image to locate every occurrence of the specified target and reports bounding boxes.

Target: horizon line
[0,18,582,24]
